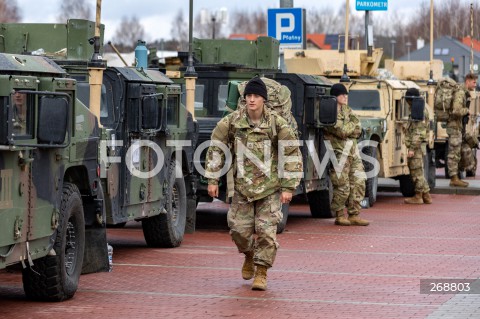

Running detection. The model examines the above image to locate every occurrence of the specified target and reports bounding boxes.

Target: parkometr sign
[356,0,388,11]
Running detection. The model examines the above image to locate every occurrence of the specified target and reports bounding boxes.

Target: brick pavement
[1,192,480,319]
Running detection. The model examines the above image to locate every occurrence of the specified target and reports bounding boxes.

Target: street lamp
[406,41,412,61]
[390,39,397,60]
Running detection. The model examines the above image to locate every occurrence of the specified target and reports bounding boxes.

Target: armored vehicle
[385,59,479,178]
[0,19,198,249]
[0,53,108,300]
[285,48,436,205]
[165,37,337,232]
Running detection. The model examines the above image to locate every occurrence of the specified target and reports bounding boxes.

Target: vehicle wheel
[22,183,85,301]
[399,175,415,197]
[276,203,289,234]
[363,146,378,206]
[424,149,436,189]
[142,160,187,248]
[307,189,333,218]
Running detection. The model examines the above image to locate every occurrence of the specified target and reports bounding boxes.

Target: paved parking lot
[1,191,480,319]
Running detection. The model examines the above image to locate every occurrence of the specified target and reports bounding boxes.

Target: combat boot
[404,192,424,204]
[422,192,432,204]
[450,175,469,187]
[348,214,370,226]
[334,210,351,226]
[252,265,268,291]
[241,251,255,280]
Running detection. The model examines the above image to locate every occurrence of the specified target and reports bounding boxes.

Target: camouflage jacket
[323,104,362,155]
[405,107,429,151]
[447,84,470,130]
[205,107,302,202]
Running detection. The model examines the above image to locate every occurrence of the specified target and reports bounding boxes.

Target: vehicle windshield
[348,89,381,111]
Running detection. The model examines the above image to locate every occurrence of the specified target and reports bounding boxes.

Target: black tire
[363,146,378,206]
[142,160,187,248]
[22,183,85,301]
[307,189,333,218]
[424,149,436,189]
[276,204,289,234]
[399,175,415,197]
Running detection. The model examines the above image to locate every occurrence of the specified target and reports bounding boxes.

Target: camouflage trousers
[460,143,476,172]
[407,147,430,193]
[227,190,282,268]
[329,152,366,215]
[447,128,472,176]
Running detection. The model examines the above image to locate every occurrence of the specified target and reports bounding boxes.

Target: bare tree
[230,9,267,35]
[170,9,188,51]
[111,16,146,51]
[0,0,21,22]
[57,0,92,23]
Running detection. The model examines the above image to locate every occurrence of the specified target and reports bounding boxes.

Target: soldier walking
[324,83,369,226]
[205,77,302,291]
[403,88,432,204]
[447,73,477,187]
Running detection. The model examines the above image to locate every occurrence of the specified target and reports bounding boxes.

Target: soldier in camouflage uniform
[447,73,477,187]
[205,77,302,291]
[403,88,432,204]
[323,83,369,226]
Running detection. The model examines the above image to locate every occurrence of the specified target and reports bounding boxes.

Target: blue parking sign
[356,0,388,11]
[267,8,303,47]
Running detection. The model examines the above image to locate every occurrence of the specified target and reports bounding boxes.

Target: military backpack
[226,77,298,138]
[434,77,460,121]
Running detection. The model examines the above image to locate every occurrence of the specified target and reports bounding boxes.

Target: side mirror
[226,81,241,111]
[141,96,159,130]
[410,97,425,121]
[318,96,338,126]
[37,96,69,145]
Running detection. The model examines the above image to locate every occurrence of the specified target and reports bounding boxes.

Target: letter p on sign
[276,13,295,39]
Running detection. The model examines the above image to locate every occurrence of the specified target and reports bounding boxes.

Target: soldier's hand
[280,192,293,204]
[208,184,219,198]
[407,150,414,158]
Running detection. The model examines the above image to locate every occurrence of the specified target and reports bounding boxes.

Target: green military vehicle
[285,48,436,205]
[165,37,337,232]
[0,19,198,288]
[0,52,108,299]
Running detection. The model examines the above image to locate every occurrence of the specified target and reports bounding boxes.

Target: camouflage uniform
[205,107,302,267]
[405,108,430,193]
[323,104,366,216]
[447,84,471,177]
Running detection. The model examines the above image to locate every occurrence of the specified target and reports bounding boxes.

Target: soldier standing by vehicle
[205,77,302,291]
[324,83,369,226]
[447,73,477,187]
[404,88,432,204]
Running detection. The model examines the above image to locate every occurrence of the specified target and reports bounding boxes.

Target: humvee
[285,48,436,205]
[0,19,198,290]
[385,59,479,178]
[0,52,108,300]
[165,37,337,232]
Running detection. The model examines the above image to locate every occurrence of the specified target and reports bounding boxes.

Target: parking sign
[267,8,303,49]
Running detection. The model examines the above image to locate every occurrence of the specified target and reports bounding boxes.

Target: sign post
[356,0,388,54]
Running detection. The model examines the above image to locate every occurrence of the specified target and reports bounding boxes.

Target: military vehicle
[164,37,337,232]
[0,44,108,299]
[285,48,436,205]
[0,19,198,250]
[385,59,479,178]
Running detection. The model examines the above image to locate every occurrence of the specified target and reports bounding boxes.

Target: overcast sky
[16,0,426,42]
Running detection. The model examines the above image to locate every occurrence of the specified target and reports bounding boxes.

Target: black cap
[405,87,420,101]
[244,77,268,100]
[330,83,348,97]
